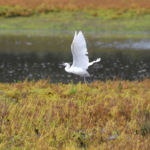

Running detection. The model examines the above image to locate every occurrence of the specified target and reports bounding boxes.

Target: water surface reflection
[0,35,150,83]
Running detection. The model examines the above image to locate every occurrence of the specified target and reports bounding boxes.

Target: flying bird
[61,31,100,84]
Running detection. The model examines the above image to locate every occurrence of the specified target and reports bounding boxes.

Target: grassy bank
[0,12,150,36]
[0,79,150,149]
[0,0,150,17]
[0,1,150,35]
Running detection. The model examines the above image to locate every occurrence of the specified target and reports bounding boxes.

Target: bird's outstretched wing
[71,31,89,70]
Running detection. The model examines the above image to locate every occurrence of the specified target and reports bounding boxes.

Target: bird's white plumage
[88,58,101,67]
[71,31,89,70]
[61,31,100,83]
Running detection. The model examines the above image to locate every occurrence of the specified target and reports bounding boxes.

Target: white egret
[61,31,101,84]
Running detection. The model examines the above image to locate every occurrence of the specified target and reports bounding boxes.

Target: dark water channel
[0,34,150,83]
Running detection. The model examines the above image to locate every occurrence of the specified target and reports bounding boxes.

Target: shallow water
[0,34,150,83]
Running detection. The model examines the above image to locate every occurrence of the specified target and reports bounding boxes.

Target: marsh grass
[0,3,150,32]
[0,0,150,18]
[1,78,150,149]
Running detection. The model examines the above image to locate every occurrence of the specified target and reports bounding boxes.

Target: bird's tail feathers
[88,58,101,67]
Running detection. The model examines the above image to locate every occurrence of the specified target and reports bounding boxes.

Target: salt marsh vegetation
[0,79,150,149]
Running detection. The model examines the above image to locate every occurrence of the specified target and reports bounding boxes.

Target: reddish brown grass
[1,79,150,149]
[0,0,150,10]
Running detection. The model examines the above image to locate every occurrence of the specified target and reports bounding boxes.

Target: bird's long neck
[65,64,71,73]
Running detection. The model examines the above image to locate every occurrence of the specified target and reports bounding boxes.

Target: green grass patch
[0,79,150,149]
[0,11,150,35]
[0,5,150,34]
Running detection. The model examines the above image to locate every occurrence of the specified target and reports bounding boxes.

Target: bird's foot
[84,77,91,87]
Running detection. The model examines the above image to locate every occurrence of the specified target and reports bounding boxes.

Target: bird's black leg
[84,76,86,83]
[84,76,90,87]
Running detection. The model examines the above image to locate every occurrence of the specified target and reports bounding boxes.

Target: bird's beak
[59,64,64,66]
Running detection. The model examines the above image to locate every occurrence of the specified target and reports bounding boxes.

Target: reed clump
[0,0,150,18]
[0,78,150,149]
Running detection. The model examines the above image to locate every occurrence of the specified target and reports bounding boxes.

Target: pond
[0,32,150,83]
